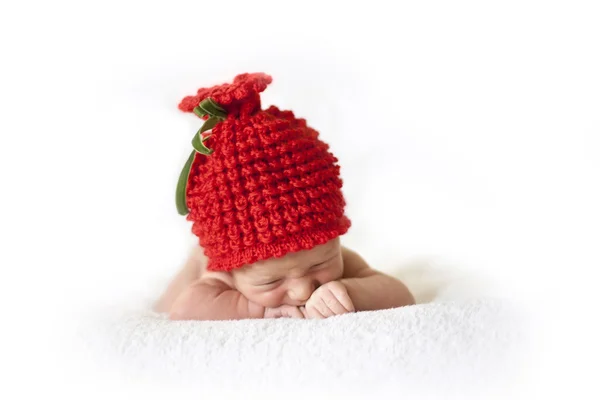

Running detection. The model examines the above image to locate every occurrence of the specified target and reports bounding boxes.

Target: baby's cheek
[243,286,286,308]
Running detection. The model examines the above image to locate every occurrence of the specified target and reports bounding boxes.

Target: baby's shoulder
[341,246,373,278]
[341,246,364,264]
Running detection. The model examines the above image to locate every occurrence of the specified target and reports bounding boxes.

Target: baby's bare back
[153,246,233,313]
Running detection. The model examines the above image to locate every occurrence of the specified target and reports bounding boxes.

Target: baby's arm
[154,246,263,320]
[153,246,204,314]
[339,247,415,311]
[156,246,303,320]
[168,278,266,321]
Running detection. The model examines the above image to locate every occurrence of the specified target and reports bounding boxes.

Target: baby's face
[232,238,343,308]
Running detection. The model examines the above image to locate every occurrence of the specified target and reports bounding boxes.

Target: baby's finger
[299,306,309,319]
[323,294,349,315]
[316,289,346,315]
[330,286,355,312]
[316,297,336,318]
[306,304,325,319]
[286,306,305,319]
[263,307,281,318]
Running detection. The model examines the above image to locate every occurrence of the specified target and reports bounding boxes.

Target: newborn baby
[156,238,414,319]
[155,73,414,320]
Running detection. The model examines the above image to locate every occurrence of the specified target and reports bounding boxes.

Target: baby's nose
[288,279,317,302]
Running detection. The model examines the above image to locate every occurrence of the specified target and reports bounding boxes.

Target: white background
[1,0,599,398]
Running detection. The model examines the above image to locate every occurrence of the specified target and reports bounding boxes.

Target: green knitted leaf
[176,98,227,215]
[198,98,227,119]
[207,98,226,112]
[193,106,207,118]
[191,116,219,154]
[175,150,196,215]
[200,115,220,134]
[191,132,214,155]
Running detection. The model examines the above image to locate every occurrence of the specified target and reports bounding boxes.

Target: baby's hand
[303,281,355,319]
[264,304,305,319]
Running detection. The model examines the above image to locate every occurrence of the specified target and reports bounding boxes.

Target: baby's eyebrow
[310,253,337,267]
[252,271,282,280]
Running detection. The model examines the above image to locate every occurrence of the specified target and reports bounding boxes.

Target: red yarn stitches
[179,73,273,118]
[180,73,351,271]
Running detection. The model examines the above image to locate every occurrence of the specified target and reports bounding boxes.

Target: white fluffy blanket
[77,286,528,399]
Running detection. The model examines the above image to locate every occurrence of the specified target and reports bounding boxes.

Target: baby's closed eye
[310,254,337,269]
[258,278,282,286]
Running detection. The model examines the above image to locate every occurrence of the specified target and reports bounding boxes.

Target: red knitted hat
[176,73,351,272]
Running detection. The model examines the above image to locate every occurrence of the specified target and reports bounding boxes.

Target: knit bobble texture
[179,73,273,118]
[180,73,351,272]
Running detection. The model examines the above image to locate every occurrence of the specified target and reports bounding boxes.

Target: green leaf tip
[175,98,227,215]
[175,150,196,215]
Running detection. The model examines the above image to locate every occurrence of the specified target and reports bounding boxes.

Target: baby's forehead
[240,240,339,278]
[245,252,311,277]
